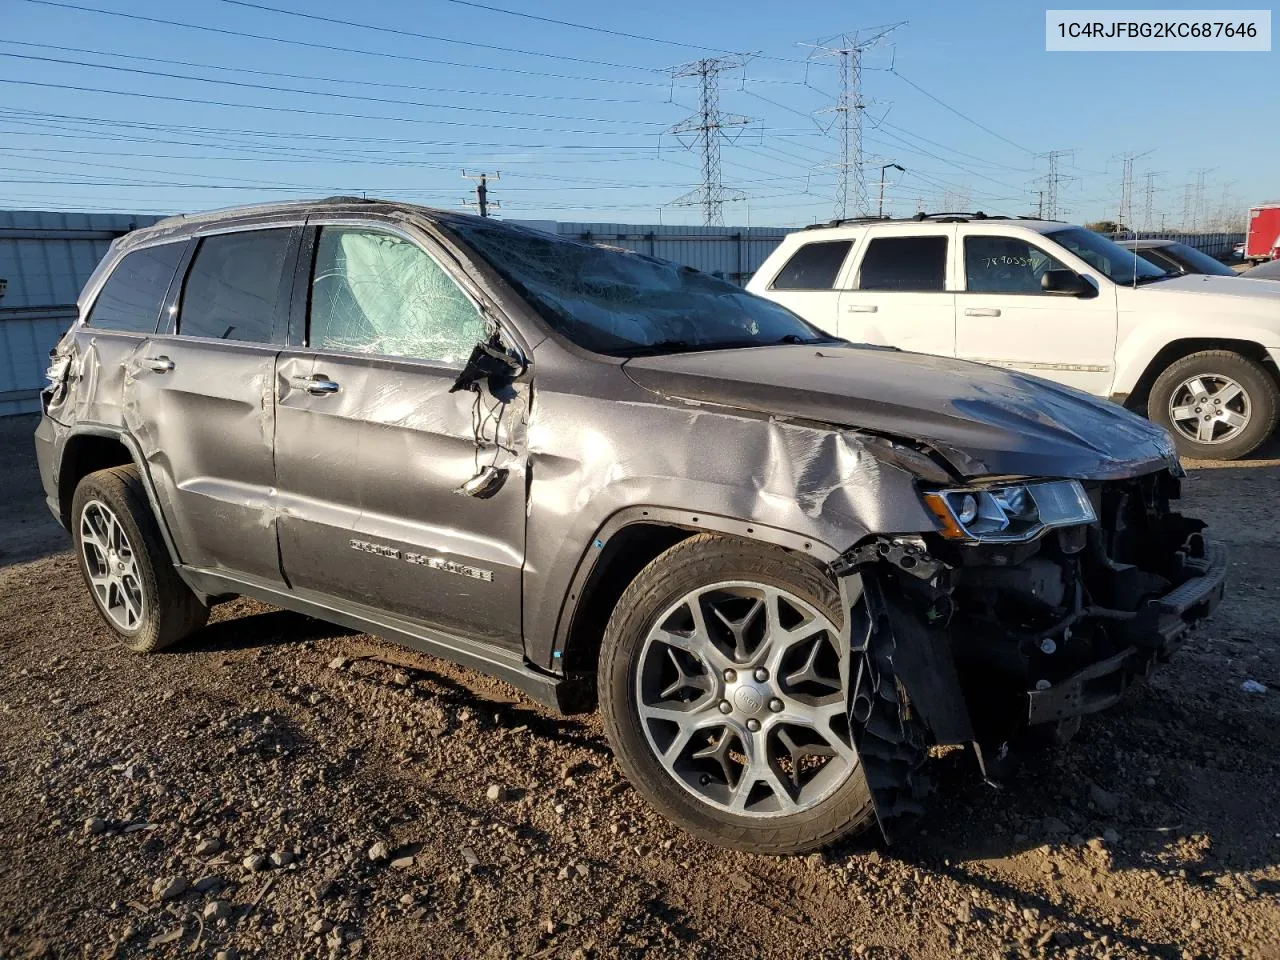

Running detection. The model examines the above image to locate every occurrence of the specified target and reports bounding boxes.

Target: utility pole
[462,170,499,217]
[804,24,902,220]
[1036,150,1075,220]
[878,162,904,218]
[1036,189,1044,219]
[666,56,753,226]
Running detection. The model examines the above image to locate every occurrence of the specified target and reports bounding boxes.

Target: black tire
[597,533,878,855]
[71,465,208,653]
[1148,350,1279,460]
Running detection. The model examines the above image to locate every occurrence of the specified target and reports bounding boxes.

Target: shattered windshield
[446,220,835,356]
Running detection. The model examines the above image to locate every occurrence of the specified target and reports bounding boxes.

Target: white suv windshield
[1045,227,1167,285]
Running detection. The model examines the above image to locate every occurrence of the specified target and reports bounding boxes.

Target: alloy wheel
[1168,374,1252,446]
[79,499,146,632]
[635,581,856,818]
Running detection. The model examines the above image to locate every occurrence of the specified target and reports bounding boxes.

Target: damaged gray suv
[36,198,1227,854]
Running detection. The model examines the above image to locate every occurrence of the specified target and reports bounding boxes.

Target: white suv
[748,215,1280,460]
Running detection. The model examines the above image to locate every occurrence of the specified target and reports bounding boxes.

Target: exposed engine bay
[839,469,1227,795]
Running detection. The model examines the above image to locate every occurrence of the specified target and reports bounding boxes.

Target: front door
[275,223,527,651]
[124,226,298,584]
[835,227,957,357]
[953,231,1117,395]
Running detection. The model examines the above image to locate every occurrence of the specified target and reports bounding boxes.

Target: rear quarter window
[770,240,853,290]
[86,242,186,333]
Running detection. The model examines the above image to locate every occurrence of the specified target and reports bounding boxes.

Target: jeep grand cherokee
[35,198,1227,853]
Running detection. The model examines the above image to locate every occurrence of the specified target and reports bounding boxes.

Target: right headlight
[921,479,1095,543]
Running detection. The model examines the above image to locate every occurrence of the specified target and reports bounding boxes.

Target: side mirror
[450,336,527,395]
[1041,269,1094,297]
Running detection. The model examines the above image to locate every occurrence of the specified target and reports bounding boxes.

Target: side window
[770,240,853,290]
[964,236,1069,294]
[86,243,186,333]
[178,229,293,342]
[309,227,485,365]
[857,236,948,292]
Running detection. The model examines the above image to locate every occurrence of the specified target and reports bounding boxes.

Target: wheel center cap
[732,683,768,717]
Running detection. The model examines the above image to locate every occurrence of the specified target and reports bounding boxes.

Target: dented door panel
[275,352,527,650]
[123,338,284,582]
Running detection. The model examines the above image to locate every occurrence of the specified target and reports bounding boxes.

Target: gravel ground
[1,412,1278,960]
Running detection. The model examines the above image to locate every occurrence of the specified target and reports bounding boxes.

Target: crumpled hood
[624,345,1179,480]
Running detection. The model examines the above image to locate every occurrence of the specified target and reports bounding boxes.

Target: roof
[127,196,480,249]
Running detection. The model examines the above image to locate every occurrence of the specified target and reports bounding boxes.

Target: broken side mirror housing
[1041,269,1096,298]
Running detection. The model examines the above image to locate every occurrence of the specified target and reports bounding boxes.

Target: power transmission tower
[666,56,753,226]
[1036,150,1075,220]
[804,24,902,220]
[1112,150,1152,230]
[1191,167,1213,230]
[1181,182,1195,230]
[462,170,499,217]
[1142,170,1163,232]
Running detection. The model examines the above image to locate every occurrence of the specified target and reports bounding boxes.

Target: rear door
[835,227,956,357]
[124,225,298,583]
[953,229,1117,395]
[755,237,854,335]
[274,221,527,651]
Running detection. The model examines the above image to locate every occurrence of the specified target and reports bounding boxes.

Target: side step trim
[180,566,587,714]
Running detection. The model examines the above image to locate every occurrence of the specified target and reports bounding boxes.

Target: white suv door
[835,226,957,358]
[953,228,1117,395]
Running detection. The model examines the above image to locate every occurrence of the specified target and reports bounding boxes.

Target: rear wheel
[598,534,878,854]
[1148,350,1279,460]
[71,466,208,653]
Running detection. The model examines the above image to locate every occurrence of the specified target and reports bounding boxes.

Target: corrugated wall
[0,211,161,416]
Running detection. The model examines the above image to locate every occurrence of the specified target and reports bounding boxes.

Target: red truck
[1246,203,1280,262]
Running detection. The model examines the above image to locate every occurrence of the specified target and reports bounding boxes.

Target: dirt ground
[1,412,1278,960]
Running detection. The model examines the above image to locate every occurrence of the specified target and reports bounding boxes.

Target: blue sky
[2,0,1275,226]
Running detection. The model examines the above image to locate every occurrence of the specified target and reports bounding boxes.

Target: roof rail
[805,209,1067,229]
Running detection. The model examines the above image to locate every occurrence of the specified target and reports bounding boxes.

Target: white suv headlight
[921,479,1095,543]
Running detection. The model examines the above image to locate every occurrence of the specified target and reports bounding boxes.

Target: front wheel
[1148,350,1279,460]
[598,534,877,854]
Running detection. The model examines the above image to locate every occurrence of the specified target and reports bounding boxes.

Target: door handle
[143,356,174,373]
[290,376,340,396]
[964,307,1002,317]
[846,304,878,313]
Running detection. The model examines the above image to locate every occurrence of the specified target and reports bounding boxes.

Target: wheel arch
[58,427,186,571]
[548,506,842,700]
[1118,337,1280,412]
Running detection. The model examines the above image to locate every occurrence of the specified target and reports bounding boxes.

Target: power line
[19,0,670,87]
[0,52,670,127]
[437,0,807,63]
[210,0,662,73]
[666,57,754,225]
[0,39,659,105]
[888,67,1035,155]
[0,78,671,137]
